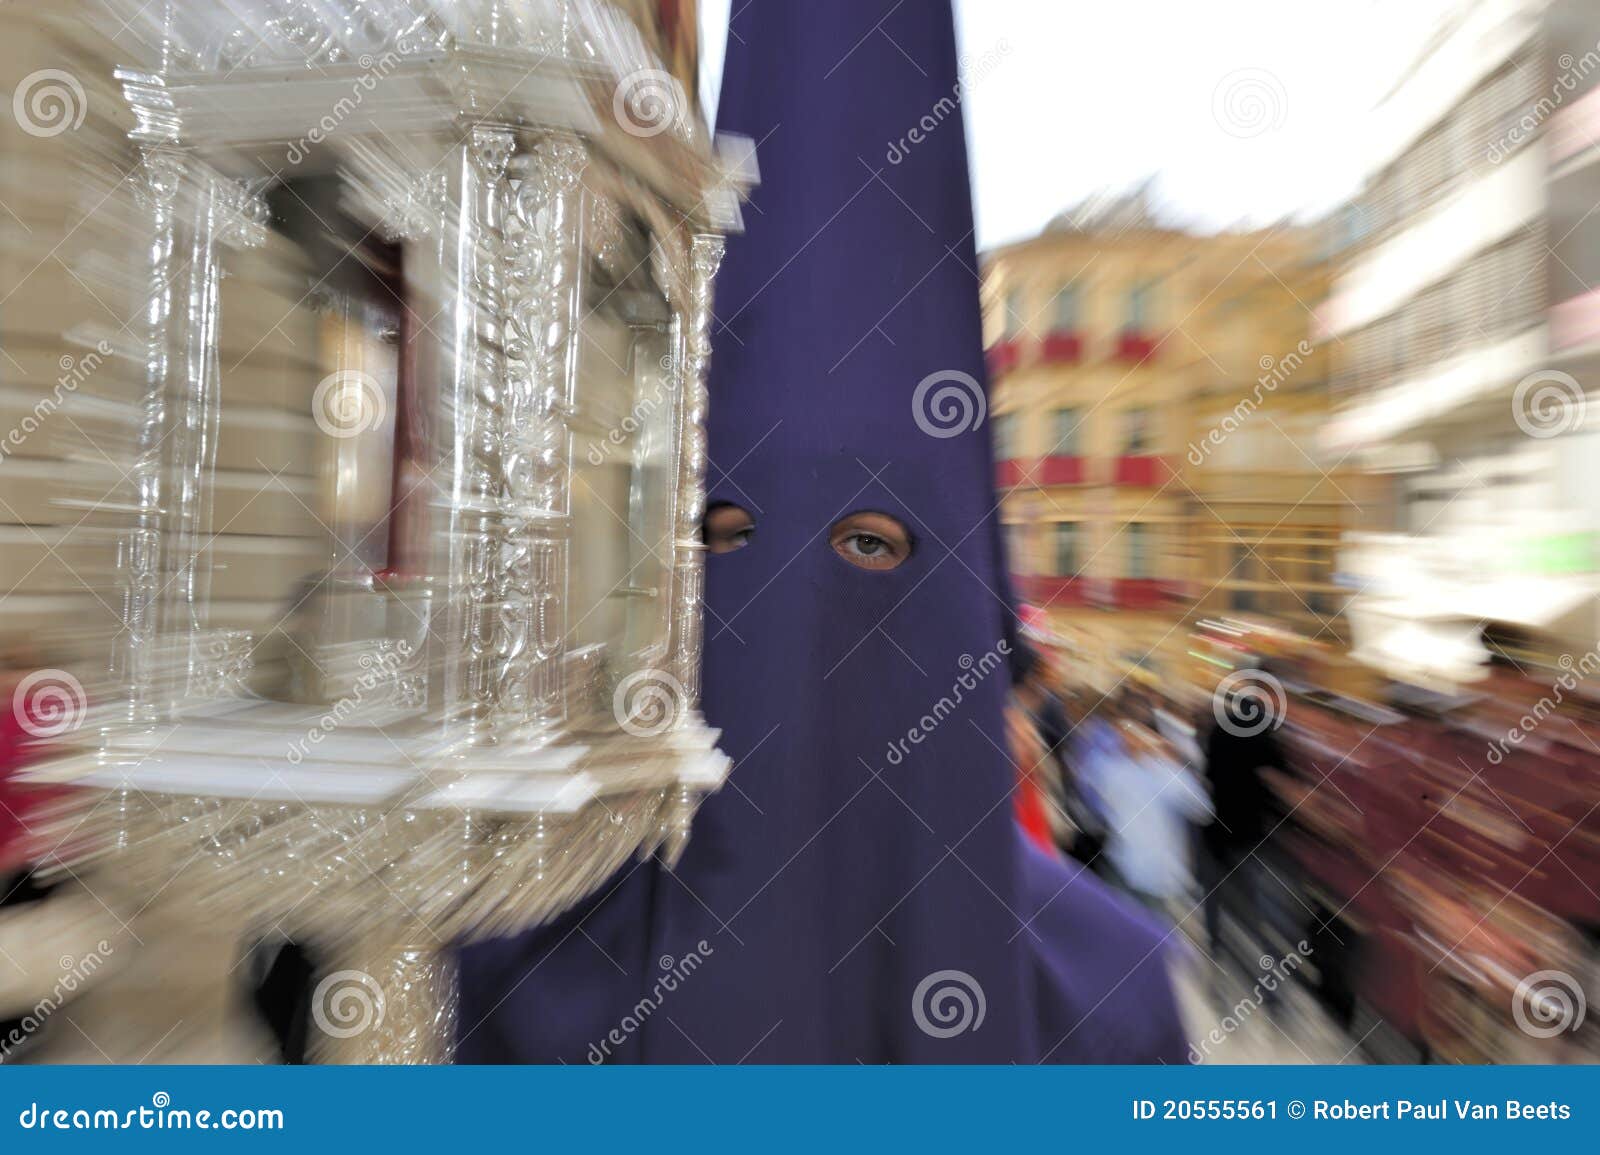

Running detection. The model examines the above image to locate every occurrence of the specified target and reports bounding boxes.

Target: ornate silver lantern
[30,0,751,1062]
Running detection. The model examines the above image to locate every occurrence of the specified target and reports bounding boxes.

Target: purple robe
[456,0,1186,1064]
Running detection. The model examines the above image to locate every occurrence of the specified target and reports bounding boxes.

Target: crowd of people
[1008,624,1600,1063]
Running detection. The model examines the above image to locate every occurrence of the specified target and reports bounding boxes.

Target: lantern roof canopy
[105,0,743,230]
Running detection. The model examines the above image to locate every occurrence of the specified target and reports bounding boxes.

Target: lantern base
[310,937,459,1065]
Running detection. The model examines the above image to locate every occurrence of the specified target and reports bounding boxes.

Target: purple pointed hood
[457,0,1186,1065]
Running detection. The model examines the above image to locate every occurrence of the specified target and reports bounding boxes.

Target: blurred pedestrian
[1079,715,1211,913]
[1012,645,1105,863]
[1199,662,1287,968]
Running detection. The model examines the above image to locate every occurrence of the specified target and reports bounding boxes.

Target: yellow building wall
[985,223,1352,689]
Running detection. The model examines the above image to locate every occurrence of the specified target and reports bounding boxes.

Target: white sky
[698,0,1463,250]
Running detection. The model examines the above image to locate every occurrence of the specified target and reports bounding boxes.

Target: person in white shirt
[1079,716,1212,911]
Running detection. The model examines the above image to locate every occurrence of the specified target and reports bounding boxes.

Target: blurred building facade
[0,7,383,705]
[983,189,1352,687]
[1549,0,1600,438]
[0,16,140,697]
[1181,229,1355,647]
[1326,0,1600,681]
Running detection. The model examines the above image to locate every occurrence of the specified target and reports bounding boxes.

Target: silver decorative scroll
[505,137,588,728]
[445,124,516,745]
[671,234,724,711]
[656,234,724,864]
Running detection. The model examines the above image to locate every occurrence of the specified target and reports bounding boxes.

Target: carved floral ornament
[102,0,709,155]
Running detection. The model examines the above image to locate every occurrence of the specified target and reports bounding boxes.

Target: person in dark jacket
[1199,662,1288,973]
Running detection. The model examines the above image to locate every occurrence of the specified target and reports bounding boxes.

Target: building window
[1004,288,1025,337]
[1053,523,1079,576]
[993,412,1018,460]
[1306,544,1336,614]
[1006,524,1031,575]
[1127,523,1151,578]
[1123,407,1150,454]
[1050,284,1080,331]
[1052,407,1080,455]
[1230,543,1255,611]
[1125,280,1154,330]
